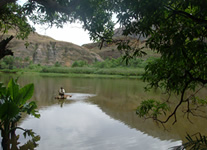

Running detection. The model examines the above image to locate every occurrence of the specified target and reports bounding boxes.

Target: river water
[0,73,207,150]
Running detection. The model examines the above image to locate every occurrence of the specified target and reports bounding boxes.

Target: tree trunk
[1,130,9,150]
[0,35,14,60]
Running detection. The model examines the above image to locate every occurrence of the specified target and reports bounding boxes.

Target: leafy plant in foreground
[0,78,40,149]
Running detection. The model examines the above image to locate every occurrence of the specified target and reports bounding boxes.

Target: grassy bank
[0,57,157,78]
[0,67,144,79]
[41,67,144,76]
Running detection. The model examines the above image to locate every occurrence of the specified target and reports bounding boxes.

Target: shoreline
[0,70,142,79]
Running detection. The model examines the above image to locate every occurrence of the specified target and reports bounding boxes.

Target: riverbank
[0,67,144,79]
[0,56,158,79]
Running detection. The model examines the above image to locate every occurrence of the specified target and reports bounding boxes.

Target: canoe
[55,95,72,99]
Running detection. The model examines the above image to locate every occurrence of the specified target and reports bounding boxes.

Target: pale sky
[34,23,92,46]
[17,0,92,46]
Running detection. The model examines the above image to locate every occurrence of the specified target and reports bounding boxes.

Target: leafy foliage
[0,2,33,39]
[136,99,169,120]
[184,133,207,150]
[172,133,207,150]
[0,78,40,149]
[72,60,88,68]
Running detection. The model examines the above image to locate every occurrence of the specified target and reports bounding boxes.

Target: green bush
[54,61,61,67]
[72,60,88,67]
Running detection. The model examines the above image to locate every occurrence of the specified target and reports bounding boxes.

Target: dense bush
[72,60,88,67]
[92,57,148,68]
[54,61,61,67]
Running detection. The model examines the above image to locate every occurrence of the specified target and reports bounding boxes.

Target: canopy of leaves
[0,2,33,40]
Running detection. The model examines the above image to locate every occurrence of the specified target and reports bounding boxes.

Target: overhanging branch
[164,5,207,25]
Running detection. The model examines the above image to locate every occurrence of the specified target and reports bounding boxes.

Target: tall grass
[1,56,157,77]
[40,57,158,76]
[41,67,97,74]
[41,67,145,76]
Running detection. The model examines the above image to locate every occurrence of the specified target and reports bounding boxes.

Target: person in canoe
[55,87,72,99]
[59,87,65,98]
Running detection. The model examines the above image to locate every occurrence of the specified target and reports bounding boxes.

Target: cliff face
[83,42,123,60]
[83,28,160,60]
[8,32,102,66]
[82,28,148,60]
[5,28,153,66]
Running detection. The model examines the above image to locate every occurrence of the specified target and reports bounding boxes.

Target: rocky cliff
[7,31,102,66]
[83,28,160,60]
[5,28,156,67]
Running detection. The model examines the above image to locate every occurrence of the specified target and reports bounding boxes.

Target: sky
[17,0,92,46]
[33,23,92,46]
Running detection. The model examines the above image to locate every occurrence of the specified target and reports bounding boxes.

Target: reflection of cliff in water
[1,74,207,144]
[89,81,207,143]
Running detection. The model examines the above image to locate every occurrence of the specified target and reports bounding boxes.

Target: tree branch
[0,35,14,59]
[153,81,190,126]
[164,5,207,25]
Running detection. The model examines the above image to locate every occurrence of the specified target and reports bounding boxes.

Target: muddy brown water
[0,73,207,150]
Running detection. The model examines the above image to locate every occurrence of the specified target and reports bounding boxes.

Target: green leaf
[18,83,34,105]
[0,102,19,120]
[7,78,20,101]
[21,101,40,118]
[0,82,6,96]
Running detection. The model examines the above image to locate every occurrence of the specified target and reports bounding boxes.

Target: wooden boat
[55,95,72,99]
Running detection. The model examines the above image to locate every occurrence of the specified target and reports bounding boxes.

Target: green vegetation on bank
[0,56,158,77]
[41,67,144,76]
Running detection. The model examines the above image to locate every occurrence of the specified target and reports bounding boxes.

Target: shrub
[72,60,88,67]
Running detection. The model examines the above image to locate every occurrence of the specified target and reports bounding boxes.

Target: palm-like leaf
[7,78,20,101]
[18,83,34,105]
[0,102,19,121]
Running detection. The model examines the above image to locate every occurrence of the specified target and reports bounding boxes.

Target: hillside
[83,37,160,60]
[4,29,159,67]
[83,28,160,60]
[6,31,102,67]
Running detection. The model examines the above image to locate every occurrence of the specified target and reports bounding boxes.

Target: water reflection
[0,74,206,149]
[18,102,181,150]
[0,129,40,150]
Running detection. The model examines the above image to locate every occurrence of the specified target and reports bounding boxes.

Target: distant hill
[83,28,159,60]
[4,29,159,67]
[5,31,102,66]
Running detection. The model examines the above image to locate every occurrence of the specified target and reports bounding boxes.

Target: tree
[110,0,207,149]
[109,0,207,124]
[0,1,34,59]
[1,55,14,69]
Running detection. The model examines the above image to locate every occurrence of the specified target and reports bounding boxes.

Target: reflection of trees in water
[1,75,206,146]
[89,81,207,143]
[1,130,40,150]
